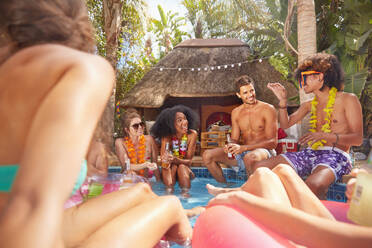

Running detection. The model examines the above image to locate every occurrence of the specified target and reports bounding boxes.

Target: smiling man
[256,53,363,199]
[203,75,278,184]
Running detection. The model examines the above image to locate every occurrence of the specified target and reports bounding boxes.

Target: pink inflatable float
[64,173,149,209]
[193,201,350,248]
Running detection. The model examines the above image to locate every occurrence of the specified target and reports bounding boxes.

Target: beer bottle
[161,142,171,169]
[226,133,235,160]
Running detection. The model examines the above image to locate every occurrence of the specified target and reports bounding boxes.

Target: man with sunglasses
[259,53,363,199]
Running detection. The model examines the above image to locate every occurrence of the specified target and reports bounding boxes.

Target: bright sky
[145,0,187,20]
[144,0,192,55]
[145,0,192,34]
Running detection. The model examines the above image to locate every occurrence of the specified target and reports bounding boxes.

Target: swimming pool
[150,168,245,248]
[107,166,347,247]
[151,167,347,209]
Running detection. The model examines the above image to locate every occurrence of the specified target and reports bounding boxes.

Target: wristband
[333,133,339,147]
[278,104,287,109]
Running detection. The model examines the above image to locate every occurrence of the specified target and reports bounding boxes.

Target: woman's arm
[115,138,128,168]
[87,141,108,176]
[209,191,372,248]
[148,135,161,181]
[114,138,148,171]
[0,48,114,248]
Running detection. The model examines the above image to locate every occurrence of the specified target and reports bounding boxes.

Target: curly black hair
[294,53,344,91]
[150,105,199,138]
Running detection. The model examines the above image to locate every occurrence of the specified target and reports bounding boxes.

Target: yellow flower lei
[308,87,337,150]
[124,135,146,175]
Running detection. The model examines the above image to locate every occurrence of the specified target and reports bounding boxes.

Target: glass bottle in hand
[226,133,235,159]
[161,142,171,169]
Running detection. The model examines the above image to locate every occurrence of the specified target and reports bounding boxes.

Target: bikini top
[0,160,87,195]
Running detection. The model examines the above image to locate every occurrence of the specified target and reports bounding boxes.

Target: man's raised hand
[267,82,287,101]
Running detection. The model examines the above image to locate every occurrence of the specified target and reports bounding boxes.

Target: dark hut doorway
[148,96,241,132]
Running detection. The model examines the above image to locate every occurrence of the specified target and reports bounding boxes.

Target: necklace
[171,134,188,159]
[308,87,337,150]
[124,135,146,175]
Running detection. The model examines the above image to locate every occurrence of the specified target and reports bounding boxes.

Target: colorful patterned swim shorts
[281,146,352,182]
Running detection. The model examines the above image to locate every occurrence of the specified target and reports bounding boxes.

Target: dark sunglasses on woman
[131,122,145,130]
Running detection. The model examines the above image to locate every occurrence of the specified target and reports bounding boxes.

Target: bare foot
[185,206,206,218]
[206,183,226,196]
[181,188,191,198]
[165,187,174,194]
[206,183,240,196]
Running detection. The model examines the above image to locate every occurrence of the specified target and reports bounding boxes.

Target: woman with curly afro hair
[151,105,199,193]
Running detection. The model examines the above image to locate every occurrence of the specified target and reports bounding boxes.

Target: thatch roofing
[121,39,298,108]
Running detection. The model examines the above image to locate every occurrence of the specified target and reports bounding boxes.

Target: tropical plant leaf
[289,95,300,105]
[344,69,369,98]
[157,5,167,27]
[355,28,372,51]
[265,0,280,19]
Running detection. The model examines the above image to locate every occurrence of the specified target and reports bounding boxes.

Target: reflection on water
[151,177,243,209]
[150,177,244,248]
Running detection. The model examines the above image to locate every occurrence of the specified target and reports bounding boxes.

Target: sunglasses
[299,71,321,88]
[131,122,144,130]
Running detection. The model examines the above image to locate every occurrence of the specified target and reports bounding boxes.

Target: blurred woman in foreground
[0,1,191,247]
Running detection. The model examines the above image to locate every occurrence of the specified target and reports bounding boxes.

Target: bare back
[0,44,103,164]
[231,101,277,147]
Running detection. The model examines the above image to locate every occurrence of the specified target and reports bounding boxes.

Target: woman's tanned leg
[81,195,192,248]
[63,183,157,246]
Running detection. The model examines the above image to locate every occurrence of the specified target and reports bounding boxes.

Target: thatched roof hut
[121,38,298,131]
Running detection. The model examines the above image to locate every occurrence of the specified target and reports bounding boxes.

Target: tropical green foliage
[148,5,189,58]
[181,0,298,83]
[86,0,371,136]
[182,0,284,55]
[316,0,372,135]
[85,0,105,56]
[86,0,147,64]
[318,0,372,98]
[86,0,148,135]
[361,82,372,136]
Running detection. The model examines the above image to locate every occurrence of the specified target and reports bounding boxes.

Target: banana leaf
[344,69,369,98]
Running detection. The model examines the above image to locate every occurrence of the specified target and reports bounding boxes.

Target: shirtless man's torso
[203,76,278,183]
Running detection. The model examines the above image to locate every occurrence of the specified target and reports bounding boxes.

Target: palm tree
[284,0,316,135]
[86,0,147,150]
[149,5,188,58]
[297,0,316,102]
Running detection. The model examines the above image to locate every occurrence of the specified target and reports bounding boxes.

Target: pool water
[150,174,245,248]
[151,177,243,209]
